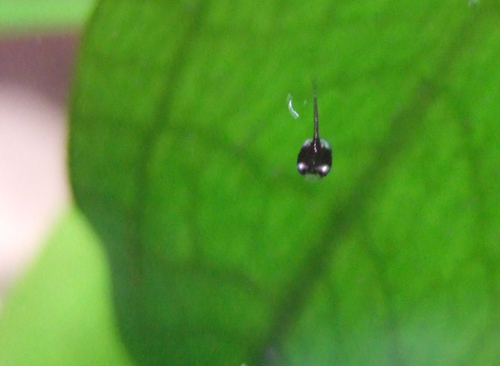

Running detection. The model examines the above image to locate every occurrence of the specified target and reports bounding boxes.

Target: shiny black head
[297,138,332,177]
[297,84,332,179]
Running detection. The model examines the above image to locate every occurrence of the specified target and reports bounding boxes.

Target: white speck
[297,162,308,172]
[287,93,300,119]
[318,164,331,175]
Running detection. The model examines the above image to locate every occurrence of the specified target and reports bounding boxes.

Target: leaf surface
[70,1,500,365]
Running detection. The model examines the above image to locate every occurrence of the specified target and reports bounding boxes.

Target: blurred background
[0,1,95,302]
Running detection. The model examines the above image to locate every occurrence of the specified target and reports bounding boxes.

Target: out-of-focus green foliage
[0,208,135,366]
[0,0,95,31]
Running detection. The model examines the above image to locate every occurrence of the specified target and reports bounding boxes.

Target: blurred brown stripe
[0,34,80,105]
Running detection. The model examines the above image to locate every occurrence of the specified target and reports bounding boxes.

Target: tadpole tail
[313,80,319,140]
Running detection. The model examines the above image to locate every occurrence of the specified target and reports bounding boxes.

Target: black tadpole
[296,82,332,179]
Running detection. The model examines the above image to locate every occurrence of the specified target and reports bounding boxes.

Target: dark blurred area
[0,34,78,104]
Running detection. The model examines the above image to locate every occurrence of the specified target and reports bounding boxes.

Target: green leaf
[0,208,134,366]
[69,0,500,365]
